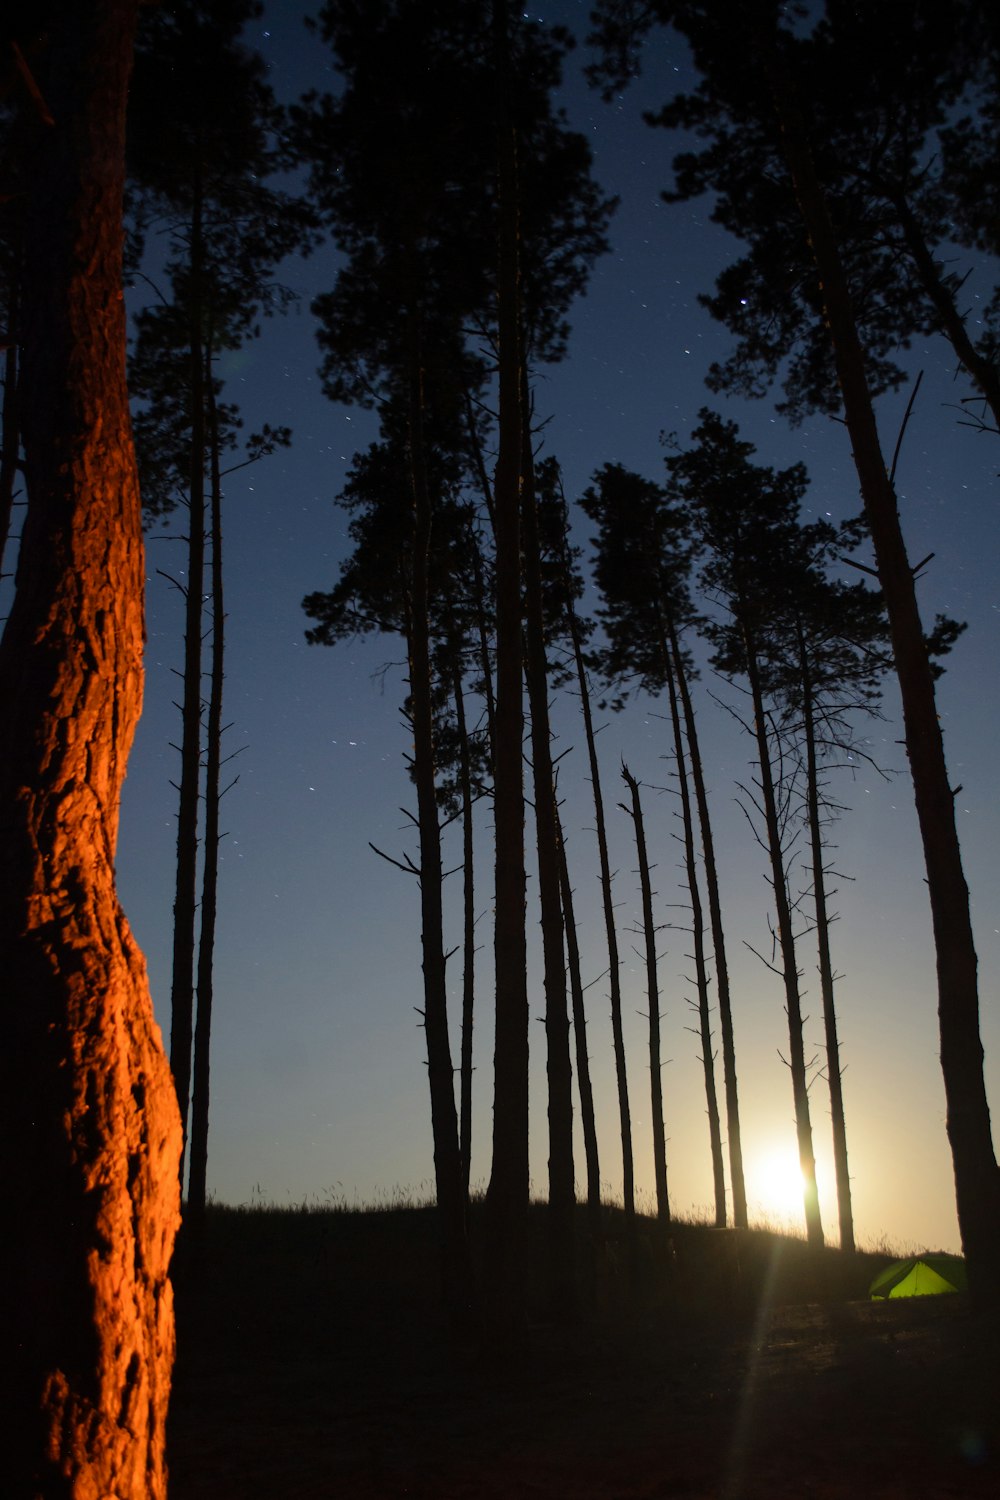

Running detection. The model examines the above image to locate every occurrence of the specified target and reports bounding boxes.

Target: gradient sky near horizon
[105,0,999,1253]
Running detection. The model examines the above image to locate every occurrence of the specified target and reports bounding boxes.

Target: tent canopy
[868,1253,967,1300]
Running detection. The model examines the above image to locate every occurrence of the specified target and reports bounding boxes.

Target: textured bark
[669,619,748,1227]
[764,40,998,1299]
[0,4,182,1494]
[621,765,670,1227]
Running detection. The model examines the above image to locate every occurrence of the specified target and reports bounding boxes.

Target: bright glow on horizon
[747,1142,809,1230]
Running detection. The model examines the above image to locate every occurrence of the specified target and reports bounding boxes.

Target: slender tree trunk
[170,170,206,1185]
[521,422,576,1319]
[406,341,469,1317]
[668,618,748,1227]
[0,5,182,1491]
[187,353,225,1223]
[797,625,855,1252]
[765,47,998,1296]
[561,544,637,1245]
[484,0,530,1336]
[743,624,824,1246]
[451,658,477,1201]
[556,807,603,1240]
[657,617,726,1225]
[621,765,670,1227]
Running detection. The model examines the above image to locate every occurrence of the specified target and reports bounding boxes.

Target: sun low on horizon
[745,1140,812,1231]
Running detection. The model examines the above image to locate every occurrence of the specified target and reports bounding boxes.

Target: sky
[104,0,999,1253]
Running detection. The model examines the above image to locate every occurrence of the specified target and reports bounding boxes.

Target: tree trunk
[451,658,477,1201]
[169,168,207,1185]
[406,343,469,1319]
[556,807,603,1241]
[657,617,726,1226]
[187,353,226,1223]
[563,546,637,1245]
[668,617,748,1227]
[621,764,670,1227]
[484,0,530,1337]
[0,4,182,1492]
[797,623,855,1252]
[520,425,576,1319]
[765,46,998,1298]
[743,624,824,1246]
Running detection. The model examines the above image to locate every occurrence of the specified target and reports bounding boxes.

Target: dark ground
[167,1206,1000,1499]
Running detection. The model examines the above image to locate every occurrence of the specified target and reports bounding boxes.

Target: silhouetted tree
[620,763,671,1230]
[127,0,314,1190]
[0,5,182,1492]
[538,461,640,1248]
[581,462,740,1230]
[672,412,828,1246]
[592,0,999,1303]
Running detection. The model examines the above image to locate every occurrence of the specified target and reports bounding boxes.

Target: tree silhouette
[592,0,999,1302]
[0,5,181,1491]
[620,763,671,1232]
[127,0,314,1195]
[581,461,742,1230]
[672,412,829,1246]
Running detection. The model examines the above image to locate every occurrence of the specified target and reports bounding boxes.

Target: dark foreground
[168,1206,999,1498]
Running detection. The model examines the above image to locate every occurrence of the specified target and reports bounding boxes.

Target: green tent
[869,1253,967,1300]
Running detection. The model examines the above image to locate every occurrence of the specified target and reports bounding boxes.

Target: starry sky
[110,0,998,1251]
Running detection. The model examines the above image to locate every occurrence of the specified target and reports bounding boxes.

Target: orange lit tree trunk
[0,3,182,1495]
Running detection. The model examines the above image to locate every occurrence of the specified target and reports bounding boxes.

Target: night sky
[110,0,998,1251]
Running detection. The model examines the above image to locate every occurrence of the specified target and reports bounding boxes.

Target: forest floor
[167,1204,999,1499]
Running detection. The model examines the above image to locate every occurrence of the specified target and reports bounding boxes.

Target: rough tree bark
[0,3,182,1493]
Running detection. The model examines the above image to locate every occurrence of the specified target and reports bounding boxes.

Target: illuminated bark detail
[0,3,182,1493]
